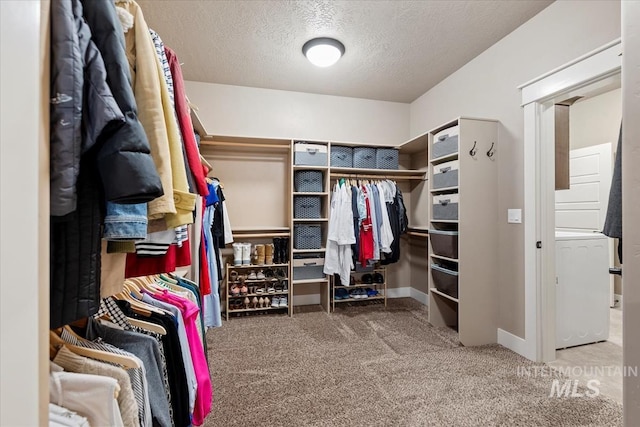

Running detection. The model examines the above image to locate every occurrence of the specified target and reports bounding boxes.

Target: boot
[256,244,265,265]
[265,243,274,265]
[281,237,290,264]
[242,242,251,265]
[273,238,281,264]
[232,243,243,266]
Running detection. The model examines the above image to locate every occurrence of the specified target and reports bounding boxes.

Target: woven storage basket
[294,170,323,192]
[353,147,376,169]
[294,196,322,218]
[375,148,399,169]
[293,225,322,249]
[331,145,353,167]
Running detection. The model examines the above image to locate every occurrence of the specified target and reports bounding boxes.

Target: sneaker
[248,270,257,280]
[334,288,348,300]
[366,288,379,297]
[360,288,369,298]
[257,270,265,280]
[372,273,384,284]
[361,274,373,284]
[271,296,280,307]
[348,289,358,299]
[279,296,288,307]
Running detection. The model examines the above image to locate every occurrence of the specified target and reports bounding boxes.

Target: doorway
[546,82,622,403]
[519,39,622,363]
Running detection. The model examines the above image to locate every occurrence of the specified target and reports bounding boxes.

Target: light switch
[508,209,522,224]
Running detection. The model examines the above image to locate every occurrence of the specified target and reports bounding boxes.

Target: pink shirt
[153,290,212,425]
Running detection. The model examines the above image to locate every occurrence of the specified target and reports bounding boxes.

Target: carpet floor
[204,299,622,427]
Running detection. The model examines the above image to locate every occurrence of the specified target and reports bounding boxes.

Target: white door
[555,142,615,306]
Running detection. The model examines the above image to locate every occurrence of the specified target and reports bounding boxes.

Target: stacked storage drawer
[294,170,323,192]
[432,193,459,221]
[432,160,459,189]
[292,255,325,280]
[432,125,459,160]
[430,229,459,259]
[293,224,322,249]
[431,262,459,298]
[294,196,322,219]
[294,142,328,166]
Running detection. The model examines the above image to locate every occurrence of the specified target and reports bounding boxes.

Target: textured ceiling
[137,0,553,103]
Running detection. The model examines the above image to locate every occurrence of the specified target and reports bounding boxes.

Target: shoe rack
[330,266,387,312]
[225,263,290,320]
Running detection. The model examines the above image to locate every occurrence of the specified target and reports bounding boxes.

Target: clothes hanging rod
[231,232,291,239]
[330,173,425,180]
[200,140,290,149]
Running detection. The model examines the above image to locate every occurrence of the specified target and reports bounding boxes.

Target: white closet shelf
[292,218,328,222]
[293,192,329,196]
[292,248,326,253]
[430,153,459,165]
[430,288,459,303]
[292,278,329,285]
[333,295,386,303]
[293,165,329,171]
[232,226,290,238]
[431,186,459,193]
[430,220,459,224]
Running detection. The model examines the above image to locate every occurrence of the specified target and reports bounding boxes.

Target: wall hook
[487,142,495,158]
[469,141,477,157]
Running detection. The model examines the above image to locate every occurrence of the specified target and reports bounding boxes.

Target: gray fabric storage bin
[294,196,322,219]
[432,160,459,189]
[375,148,399,170]
[294,142,328,166]
[432,125,460,159]
[293,256,325,280]
[430,229,459,259]
[353,147,376,169]
[432,193,459,221]
[294,224,322,249]
[431,264,459,299]
[331,145,353,168]
[294,170,323,192]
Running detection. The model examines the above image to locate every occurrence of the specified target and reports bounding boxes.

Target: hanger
[126,317,167,336]
[49,330,140,369]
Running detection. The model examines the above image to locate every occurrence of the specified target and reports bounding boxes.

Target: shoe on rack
[366,288,379,297]
[264,297,270,308]
[350,276,355,287]
[348,289,357,299]
[372,273,384,284]
[271,296,280,307]
[334,288,348,300]
[360,289,369,298]
[272,238,281,264]
[361,274,373,285]
[278,296,288,307]
[252,296,259,308]
[256,244,265,265]
[240,281,248,296]
[241,242,252,265]
[264,268,274,278]
[232,243,243,266]
[230,270,238,282]
[257,270,265,280]
[267,283,276,293]
[259,297,265,308]
[265,244,274,265]
[280,278,289,292]
[248,270,257,280]
[230,283,240,297]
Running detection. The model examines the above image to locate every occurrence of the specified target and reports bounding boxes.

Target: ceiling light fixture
[302,37,345,68]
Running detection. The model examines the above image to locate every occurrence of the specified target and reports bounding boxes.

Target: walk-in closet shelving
[290,140,332,314]
[427,117,499,346]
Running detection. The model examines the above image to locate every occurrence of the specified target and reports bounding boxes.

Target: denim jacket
[103,201,147,240]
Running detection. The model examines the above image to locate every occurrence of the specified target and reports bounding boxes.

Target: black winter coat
[80,0,163,203]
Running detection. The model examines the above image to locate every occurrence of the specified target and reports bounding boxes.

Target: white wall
[409,0,621,338]
[185,81,410,145]
[0,0,48,425]
[570,88,622,150]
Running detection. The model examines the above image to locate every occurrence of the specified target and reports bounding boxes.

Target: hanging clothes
[324,182,356,285]
[603,124,623,262]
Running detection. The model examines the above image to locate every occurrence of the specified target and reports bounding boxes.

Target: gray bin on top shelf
[331,145,353,168]
[294,142,328,166]
[353,147,376,169]
[432,125,459,159]
[375,148,399,170]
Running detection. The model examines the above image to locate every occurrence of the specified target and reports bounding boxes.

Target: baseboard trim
[386,286,411,298]
[497,328,529,359]
[410,287,429,305]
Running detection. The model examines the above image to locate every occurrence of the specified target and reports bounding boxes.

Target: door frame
[519,39,622,362]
